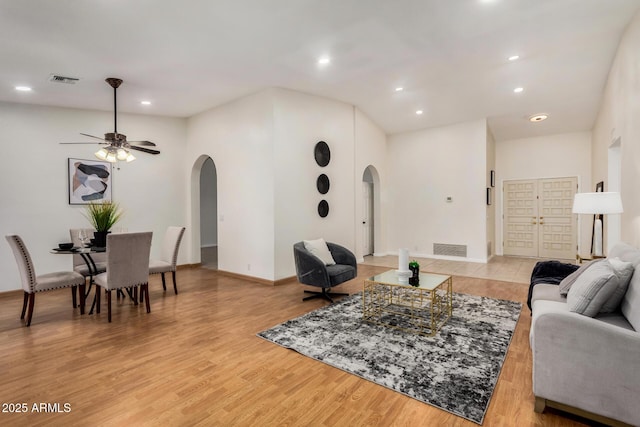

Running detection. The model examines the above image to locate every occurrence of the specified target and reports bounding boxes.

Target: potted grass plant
[84,201,123,247]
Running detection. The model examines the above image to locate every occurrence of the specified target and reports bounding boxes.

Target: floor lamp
[572,192,623,257]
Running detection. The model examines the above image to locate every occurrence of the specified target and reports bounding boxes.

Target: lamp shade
[572,192,623,214]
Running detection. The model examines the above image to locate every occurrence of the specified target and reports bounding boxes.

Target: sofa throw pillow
[599,257,634,313]
[303,238,336,266]
[566,260,620,317]
[558,259,604,297]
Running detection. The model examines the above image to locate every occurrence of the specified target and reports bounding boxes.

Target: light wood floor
[0,258,593,426]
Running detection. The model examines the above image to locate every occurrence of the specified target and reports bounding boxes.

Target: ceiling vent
[48,74,80,84]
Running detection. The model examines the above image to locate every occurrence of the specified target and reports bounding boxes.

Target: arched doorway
[190,155,219,270]
[362,165,381,258]
[200,157,218,269]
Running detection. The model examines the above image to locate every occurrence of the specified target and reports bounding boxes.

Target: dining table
[51,245,106,313]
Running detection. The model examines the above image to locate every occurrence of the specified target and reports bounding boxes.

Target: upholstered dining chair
[149,226,186,295]
[69,228,107,308]
[5,235,86,326]
[70,228,107,278]
[94,232,152,322]
[293,239,357,303]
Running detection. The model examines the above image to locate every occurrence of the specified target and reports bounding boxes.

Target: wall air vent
[433,243,467,258]
[48,74,80,84]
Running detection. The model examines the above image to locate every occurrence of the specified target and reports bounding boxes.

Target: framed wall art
[314,141,331,167]
[68,158,112,204]
[316,174,330,194]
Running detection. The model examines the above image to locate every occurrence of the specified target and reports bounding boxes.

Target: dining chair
[149,226,186,295]
[5,235,86,326]
[69,228,107,308]
[94,232,152,322]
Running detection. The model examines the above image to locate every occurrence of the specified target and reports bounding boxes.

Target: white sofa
[529,242,640,426]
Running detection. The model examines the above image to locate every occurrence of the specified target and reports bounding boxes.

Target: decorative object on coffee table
[409,260,420,286]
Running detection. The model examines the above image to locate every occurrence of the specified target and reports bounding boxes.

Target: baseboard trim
[0,289,23,299]
[535,396,633,427]
[217,270,297,286]
[177,263,201,269]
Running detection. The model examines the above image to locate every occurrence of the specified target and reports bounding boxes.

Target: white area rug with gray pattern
[258,292,521,424]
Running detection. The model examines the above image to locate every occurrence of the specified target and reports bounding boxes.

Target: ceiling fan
[61,78,160,163]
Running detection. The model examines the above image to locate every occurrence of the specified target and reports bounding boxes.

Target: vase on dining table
[93,231,110,248]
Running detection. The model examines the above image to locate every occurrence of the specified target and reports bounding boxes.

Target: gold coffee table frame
[362,270,453,337]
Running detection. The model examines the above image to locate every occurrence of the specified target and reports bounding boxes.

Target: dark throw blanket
[527,260,579,311]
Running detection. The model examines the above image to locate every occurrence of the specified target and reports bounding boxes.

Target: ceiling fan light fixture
[125,152,136,162]
[116,148,129,161]
[95,148,108,160]
[105,151,117,163]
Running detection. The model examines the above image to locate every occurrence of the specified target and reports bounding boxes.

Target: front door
[503,177,577,260]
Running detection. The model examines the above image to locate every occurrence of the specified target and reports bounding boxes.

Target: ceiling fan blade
[130,145,160,155]
[80,133,107,141]
[60,142,106,145]
[128,140,156,146]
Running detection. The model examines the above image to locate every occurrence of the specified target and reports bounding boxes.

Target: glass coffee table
[362,270,453,336]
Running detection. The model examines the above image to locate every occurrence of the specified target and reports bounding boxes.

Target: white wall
[186,90,276,281]
[592,11,640,249]
[187,88,387,282]
[0,102,187,292]
[495,131,592,255]
[272,89,357,280]
[387,119,488,262]
[486,128,496,258]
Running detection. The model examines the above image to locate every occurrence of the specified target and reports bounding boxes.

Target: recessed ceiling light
[508,55,520,61]
[395,87,404,92]
[416,110,423,115]
[140,101,151,105]
[529,114,548,122]
[513,87,524,93]
[15,86,32,92]
[318,56,330,65]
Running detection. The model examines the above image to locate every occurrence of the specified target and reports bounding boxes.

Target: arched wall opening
[189,155,218,268]
[361,165,382,259]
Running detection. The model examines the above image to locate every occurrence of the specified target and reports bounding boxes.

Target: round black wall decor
[318,200,329,218]
[316,174,330,194]
[314,141,331,167]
